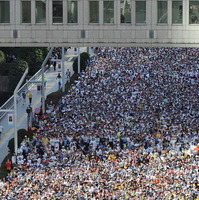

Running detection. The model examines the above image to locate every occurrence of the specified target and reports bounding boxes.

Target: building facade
[0,0,199,47]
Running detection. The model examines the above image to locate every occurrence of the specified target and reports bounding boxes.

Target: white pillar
[62,47,65,92]
[14,68,29,153]
[78,47,80,73]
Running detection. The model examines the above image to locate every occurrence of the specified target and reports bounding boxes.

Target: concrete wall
[0,0,198,47]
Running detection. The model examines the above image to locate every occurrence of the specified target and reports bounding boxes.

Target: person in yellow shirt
[28,92,33,105]
[43,77,48,88]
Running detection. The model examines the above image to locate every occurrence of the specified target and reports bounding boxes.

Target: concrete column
[62,47,65,92]
[14,68,29,153]
[32,0,36,24]
[184,0,189,26]
[116,0,120,25]
[78,47,80,73]
[131,0,135,25]
[99,0,103,24]
[168,0,172,25]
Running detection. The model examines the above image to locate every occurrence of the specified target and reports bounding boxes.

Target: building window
[136,1,146,24]
[67,1,78,23]
[53,1,63,23]
[103,1,114,23]
[21,1,31,23]
[172,1,182,24]
[189,1,199,24]
[0,1,10,23]
[36,0,46,23]
[157,1,168,24]
[120,0,131,23]
[89,1,99,23]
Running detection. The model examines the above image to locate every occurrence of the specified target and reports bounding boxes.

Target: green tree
[73,52,90,73]
[0,50,6,63]
[0,47,49,75]
[14,47,49,75]
[8,59,28,91]
[45,91,65,107]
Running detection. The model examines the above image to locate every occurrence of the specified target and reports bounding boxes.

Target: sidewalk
[0,47,90,165]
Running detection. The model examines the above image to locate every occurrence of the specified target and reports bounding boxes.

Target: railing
[0,47,95,121]
[0,68,46,120]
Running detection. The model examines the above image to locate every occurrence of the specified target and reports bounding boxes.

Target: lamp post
[26,105,32,130]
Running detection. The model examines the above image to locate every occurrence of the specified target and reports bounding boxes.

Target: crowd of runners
[0,47,198,200]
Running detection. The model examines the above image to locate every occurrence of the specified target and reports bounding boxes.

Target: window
[136,1,146,23]
[89,1,99,23]
[189,1,199,24]
[0,1,10,23]
[157,1,168,24]
[36,0,46,23]
[120,0,131,23]
[104,1,114,23]
[53,1,63,23]
[172,1,182,24]
[67,1,78,23]
[21,1,31,23]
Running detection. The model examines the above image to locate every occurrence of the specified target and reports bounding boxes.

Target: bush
[18,129,28,140]
[45,91,65,108]
[81,52,90,60]
[0,153,12,179]
[73,52,90,73]
[7,129,28,153]
[8,137,23,154]
[0,50,6,63]
[26,130,34,140]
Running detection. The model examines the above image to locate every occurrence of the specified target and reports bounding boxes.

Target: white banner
[8,114,14,126]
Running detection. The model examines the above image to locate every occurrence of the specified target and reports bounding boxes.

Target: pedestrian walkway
[0,47,90,165]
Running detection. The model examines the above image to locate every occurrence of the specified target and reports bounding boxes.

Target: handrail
[0,67,47,120]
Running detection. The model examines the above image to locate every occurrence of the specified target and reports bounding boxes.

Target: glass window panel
[136,1,146,23]
[103,1,114,23]
[21,1,31,23]
[157,1,168,24]
[36,0,46,23]
[172,1,182,24]
[67,1,78,23]
[53,1,63,23]
[189,1,199,24]
[89,1,99,23]
[0,1,10,23]
[120,0,131,23]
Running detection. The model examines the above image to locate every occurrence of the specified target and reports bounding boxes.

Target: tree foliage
[45,91,65,107]
[0,50,6,63]
[8,59,28,91]
[73,52,90,73]
[0,47,49,75]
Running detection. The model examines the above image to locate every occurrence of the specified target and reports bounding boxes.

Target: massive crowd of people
[0,47,198,199]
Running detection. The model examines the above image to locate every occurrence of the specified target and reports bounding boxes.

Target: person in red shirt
[5,159,12,172]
